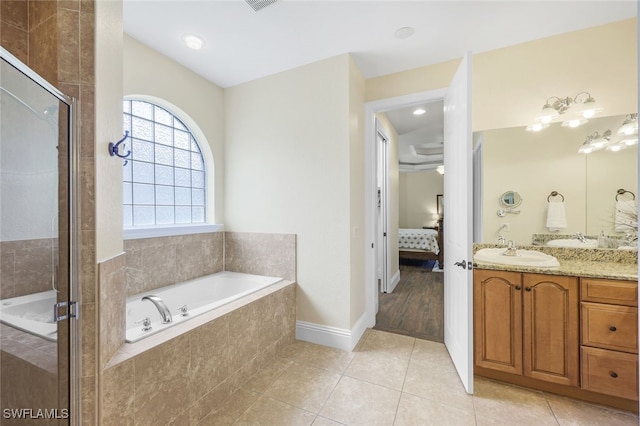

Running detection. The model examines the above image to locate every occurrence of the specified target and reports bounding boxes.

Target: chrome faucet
[575,232,586,243]
[142,295,173,324]
[503,240,518,256]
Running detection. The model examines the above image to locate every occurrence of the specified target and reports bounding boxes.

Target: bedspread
[398,228,439,254]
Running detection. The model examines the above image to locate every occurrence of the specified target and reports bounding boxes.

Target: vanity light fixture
[183,34,205,50]
[526,92,602,131]
[616,114,638,136]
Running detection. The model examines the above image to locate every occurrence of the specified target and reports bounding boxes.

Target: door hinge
[54,301,78,322]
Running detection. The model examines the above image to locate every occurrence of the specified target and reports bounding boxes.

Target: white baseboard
[386,269,401,293]
[296,312,368,352]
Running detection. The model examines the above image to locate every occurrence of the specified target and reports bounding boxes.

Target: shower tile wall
[0,239,56,299]
[1,1,98,423]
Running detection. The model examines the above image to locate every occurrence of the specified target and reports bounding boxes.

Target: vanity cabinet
[580,278,638,400]
[474,270,579,386]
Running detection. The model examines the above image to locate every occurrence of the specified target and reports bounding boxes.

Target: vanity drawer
[581,302,638,353]
[580,278,637,307]
[581,347,638,400]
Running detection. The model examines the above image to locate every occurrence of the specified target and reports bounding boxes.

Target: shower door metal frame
[0,46,80,425]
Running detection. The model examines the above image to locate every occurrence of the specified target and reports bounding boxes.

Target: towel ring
[615,188,636,201]
[547,191,565,202]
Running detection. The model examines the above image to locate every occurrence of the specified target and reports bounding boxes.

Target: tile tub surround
[199,329,639,425]
[473,243,638,280]
[101,281,296,425]
[0,238,57,299]
[224,232,297,282]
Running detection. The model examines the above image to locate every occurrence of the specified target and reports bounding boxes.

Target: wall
[399,171,444,228]
[225,54,359,334]
[123,35,226,225]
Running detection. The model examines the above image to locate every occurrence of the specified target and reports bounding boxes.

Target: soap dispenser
[597,230,606,248]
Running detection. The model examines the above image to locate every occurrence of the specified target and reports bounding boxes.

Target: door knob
[454,260,467,269]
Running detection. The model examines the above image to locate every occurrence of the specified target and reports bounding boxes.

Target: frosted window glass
[132,117,153,141]
[191,154,204,171]
[192,188,204,206]
[123,182,133,204]
[133,183,154,205]
[155,164,173,186]
[192,171,204,188]
[123,206,133,227]
[175,206,191,223]
[155,124,172,146]
[156,206,174,224]
[124,99,207,226]
[132,161,154,184]
[155,144,173,166]
[175,149,190,168]
[155,185,174,205]
[132,101,153,119]
[154,107,172,126]
[175,187,191,205]
[132,139,154,162]
[133,206,155,226]
[175,168,190,187]
[192,207,205,223]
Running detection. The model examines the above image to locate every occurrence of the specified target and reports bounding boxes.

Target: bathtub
[0,290,58,341]
[126,271,283,342]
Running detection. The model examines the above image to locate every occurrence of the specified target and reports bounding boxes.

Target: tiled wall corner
[124,232,224,296]
[0,1,29,64]
[224,232,297,282]
[98,252,126,370]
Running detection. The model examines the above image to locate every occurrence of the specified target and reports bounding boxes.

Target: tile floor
[200,329,639,425]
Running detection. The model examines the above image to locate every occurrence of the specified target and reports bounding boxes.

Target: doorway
[0,48,79,423]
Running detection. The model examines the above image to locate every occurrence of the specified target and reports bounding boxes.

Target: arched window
[123,99,206,227]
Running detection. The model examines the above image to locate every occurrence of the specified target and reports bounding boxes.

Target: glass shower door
[0,48,77,424]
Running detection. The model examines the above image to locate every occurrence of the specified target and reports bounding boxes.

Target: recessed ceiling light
[183,34,205,50]
[394,26,415,39]
[413,108,426,115]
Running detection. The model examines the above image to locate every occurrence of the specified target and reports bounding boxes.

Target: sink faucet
[575,232,586,243]
[503,240,518,256]
[497,235,506,245]
[142,295,173,324]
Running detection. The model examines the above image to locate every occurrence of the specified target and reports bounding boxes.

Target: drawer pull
[609,326,617,332]
[610,372,618,378]
[515,286,521,291]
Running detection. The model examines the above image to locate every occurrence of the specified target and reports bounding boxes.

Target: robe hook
[108,131,131,159]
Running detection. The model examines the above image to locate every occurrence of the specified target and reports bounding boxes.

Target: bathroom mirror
[479,113,638,246]
[499,191,522,208]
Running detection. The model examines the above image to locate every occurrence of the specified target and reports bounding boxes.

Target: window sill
[123,224,224,240]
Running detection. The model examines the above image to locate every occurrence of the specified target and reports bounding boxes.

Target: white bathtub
[126,271,282,342]
[0,290,58,341]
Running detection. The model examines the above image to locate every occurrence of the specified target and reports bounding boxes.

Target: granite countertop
[473,243,638,281]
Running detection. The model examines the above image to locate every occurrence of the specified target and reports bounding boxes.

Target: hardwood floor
[373,264,444,342]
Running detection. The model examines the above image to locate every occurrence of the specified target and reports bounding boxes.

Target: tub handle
[176,305,189,317]
[135,317,152,332]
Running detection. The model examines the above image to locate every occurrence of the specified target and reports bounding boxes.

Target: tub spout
[142,295,173,324]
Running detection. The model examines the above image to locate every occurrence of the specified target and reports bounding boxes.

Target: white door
[376,128,390,293]
[443,52,474,393]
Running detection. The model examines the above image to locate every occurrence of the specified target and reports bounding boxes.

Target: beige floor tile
[311,416,346,426]
[545,393,639,426]
[394,392,476,426]
[243,357,293,394]
[344,350,410,390]
[264,364,341,413]
[358,330,415,358]
[234,396,316,426]
[402,357,475,412]
[319,376,401,426]
[279,341,355,373]
[410,338,451,365]
[473,378,558,425]
[197,388,259,426]
[352,329,372,352]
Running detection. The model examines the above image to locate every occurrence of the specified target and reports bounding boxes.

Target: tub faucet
[142,295,173,324]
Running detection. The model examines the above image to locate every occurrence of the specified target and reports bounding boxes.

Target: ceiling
[123,0,637,172]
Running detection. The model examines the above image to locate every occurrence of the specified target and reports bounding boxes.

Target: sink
[474,248,559,268]
[547,238,598,248]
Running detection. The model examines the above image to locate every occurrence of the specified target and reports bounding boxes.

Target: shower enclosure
[0,48,78,423]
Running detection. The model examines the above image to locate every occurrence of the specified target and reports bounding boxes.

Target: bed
[398,224,443,267]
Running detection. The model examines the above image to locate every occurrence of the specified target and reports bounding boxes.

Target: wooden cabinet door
[474,269,522,375]
[523,273,579,386]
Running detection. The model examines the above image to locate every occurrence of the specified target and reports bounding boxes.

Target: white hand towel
[614,200,637,232]
[546,201,567,232]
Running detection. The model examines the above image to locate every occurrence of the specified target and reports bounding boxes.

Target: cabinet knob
[610,372,618,378]
[609,326,617,332]
[525,287,531,292]
[515,285,521,291]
